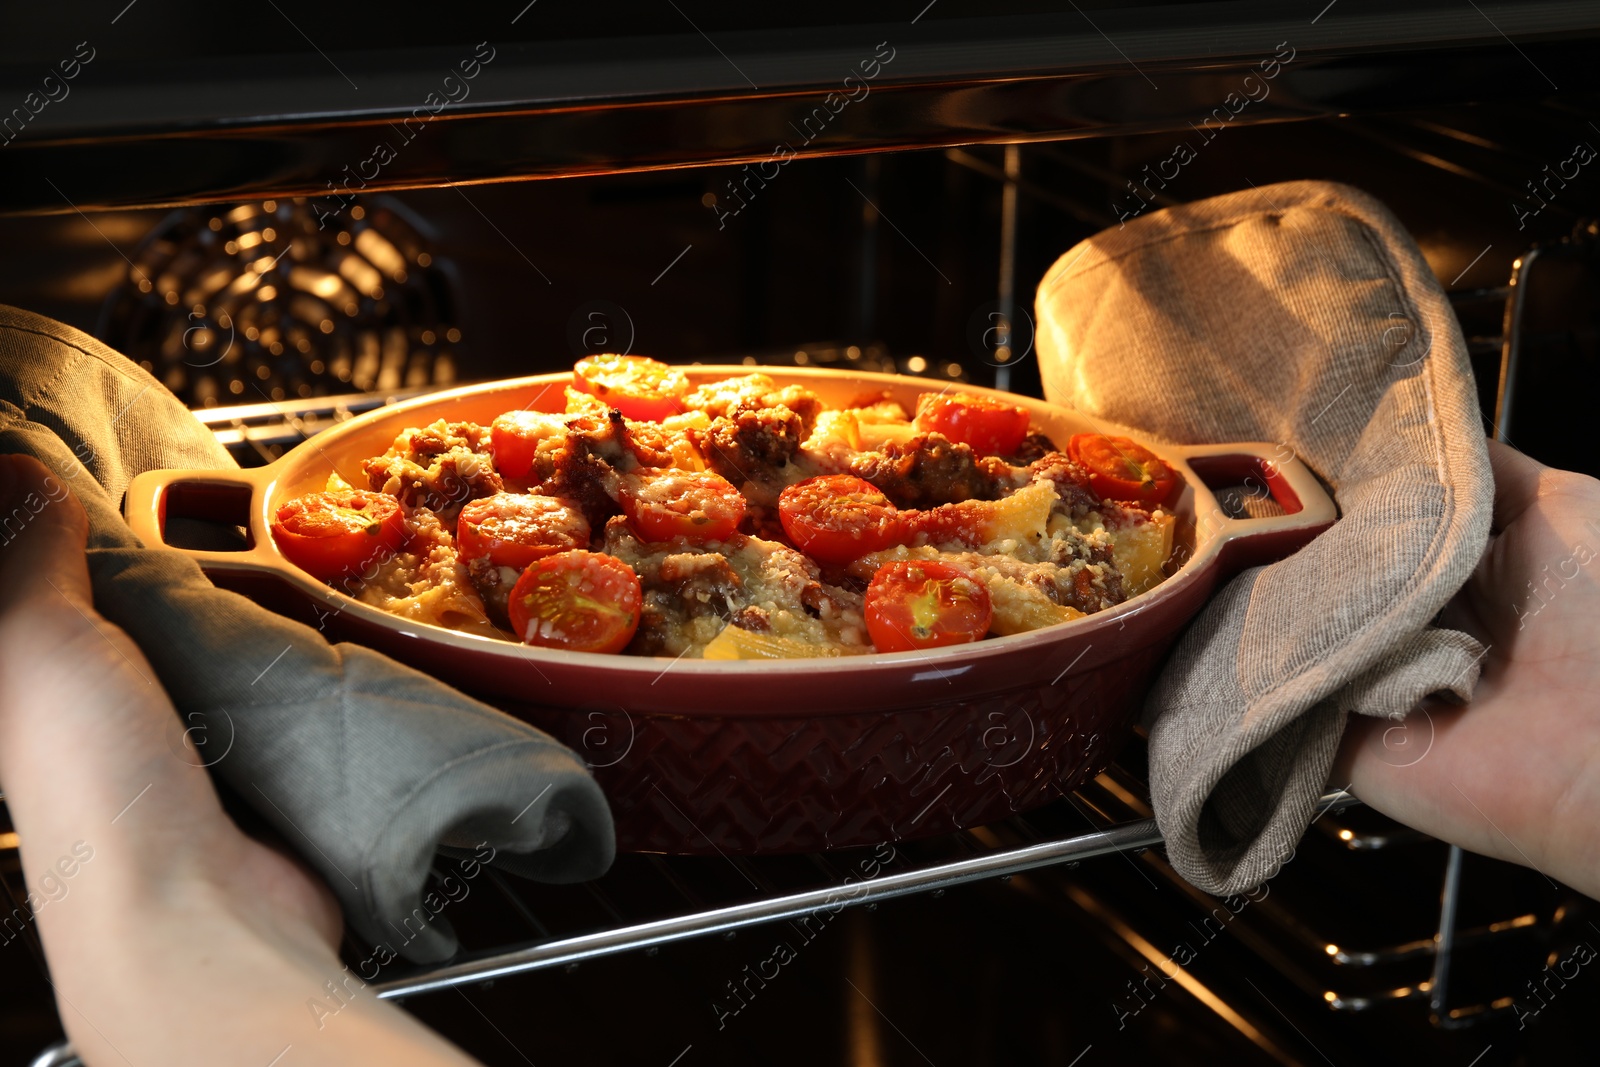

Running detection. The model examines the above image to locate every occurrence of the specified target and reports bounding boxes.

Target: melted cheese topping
[329,372,1177,656]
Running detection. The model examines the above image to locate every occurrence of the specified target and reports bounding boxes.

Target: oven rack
[17,778,1357,1067]
[189,346,944,469]
[22,762,1561,1067]
[370,783,1357,1003]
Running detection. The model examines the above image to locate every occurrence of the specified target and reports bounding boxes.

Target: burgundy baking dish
[125,367,1336,854]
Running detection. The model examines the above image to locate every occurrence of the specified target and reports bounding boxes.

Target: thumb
[0,453,94,612]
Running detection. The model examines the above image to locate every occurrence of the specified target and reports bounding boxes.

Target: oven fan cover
[97,197,462,408]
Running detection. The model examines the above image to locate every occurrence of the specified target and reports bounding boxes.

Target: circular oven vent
[98,197,461,407]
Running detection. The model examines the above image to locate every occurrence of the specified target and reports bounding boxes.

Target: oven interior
[2,51,1600,1067]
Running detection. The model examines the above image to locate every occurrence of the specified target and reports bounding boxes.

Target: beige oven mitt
[0,304,614,963]
[1035,181,1494,894]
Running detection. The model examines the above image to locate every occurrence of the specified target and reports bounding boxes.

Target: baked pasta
[270,356,1179,658]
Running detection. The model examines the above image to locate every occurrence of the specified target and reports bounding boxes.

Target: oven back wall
[0,153,1028,400]
[0,103,1592,436]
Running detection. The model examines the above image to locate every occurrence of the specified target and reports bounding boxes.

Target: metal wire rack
[371,773,1348,1003]
[16,771,1358,1067]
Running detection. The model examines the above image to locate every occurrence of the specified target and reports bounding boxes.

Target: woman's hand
[0,454,479,1066]
[1336,439,1600,896]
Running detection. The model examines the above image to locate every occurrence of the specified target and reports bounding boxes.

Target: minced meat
[363,419,504,518]
[848,432,1018,508]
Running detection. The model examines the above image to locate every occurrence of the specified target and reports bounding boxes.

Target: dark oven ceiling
[0,0,1598,213]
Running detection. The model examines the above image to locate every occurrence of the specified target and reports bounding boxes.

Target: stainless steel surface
[24,1043,76,1067]
[1496,248,1540,443]
[5,5,1600,213]
[1429,844,1467,1025]
[1313,814,1431,851]
[1326,914,1539,968]
[994,143,1019,393]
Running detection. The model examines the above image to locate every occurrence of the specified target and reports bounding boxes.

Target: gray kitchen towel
[0,304,614,963]
[1035,181,1494,894]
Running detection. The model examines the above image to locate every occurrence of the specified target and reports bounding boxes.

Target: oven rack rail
[369,787,1356,1002]
[18,786,1357,1067]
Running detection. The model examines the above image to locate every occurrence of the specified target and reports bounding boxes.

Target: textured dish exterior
[140,369,1333,854]
[509,641,1171,854]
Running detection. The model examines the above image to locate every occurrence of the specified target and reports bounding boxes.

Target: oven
[3,3,1600,1064]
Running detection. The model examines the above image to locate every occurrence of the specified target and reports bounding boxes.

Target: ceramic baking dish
[126,367,1336,853]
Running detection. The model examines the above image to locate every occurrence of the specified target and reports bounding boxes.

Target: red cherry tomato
[864,560,993,652]
[621,468,746,544]
[913,392,1032,456]
[490,410,568,480]
[272,490,406,581]
[457,493,590,570]
[506,550,643,654]
[572,355,688,423]
[1066,433,1179,506]
[777,475,911,565]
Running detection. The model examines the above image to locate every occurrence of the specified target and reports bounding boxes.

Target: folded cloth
[0,305,614,963]
[1034,181,1494,894]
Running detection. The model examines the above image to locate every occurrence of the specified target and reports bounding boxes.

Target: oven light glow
[906,355,927,372]
[1325,943,1339,956]
[304,272,344,300]
[1338,829,1354,841]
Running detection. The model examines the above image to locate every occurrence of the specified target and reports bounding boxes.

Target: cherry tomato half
[490,410,569,480]
[1066,433,1179,506]
[272,490,406,581]
[864,560,993,652]
[621,468,746,544]
[506,550,643,654]
[572,355,689,423]
[458,493,590,570]
[913,392,1032,456]
[777,475,911,566]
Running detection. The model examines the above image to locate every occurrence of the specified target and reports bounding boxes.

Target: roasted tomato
[272,490,406,581]
[1067,433,1179,506]
[490,410,569,480]
[572,355,689,422]
[621,468,746,544]
[777,474,911,565]
[864,560,993,652]
[913,392,1032,456]
[507,550,643,654]
[457,493,590,570]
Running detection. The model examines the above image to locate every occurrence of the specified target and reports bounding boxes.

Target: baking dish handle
[1165,441,1338,571]
[124,464,282,574]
